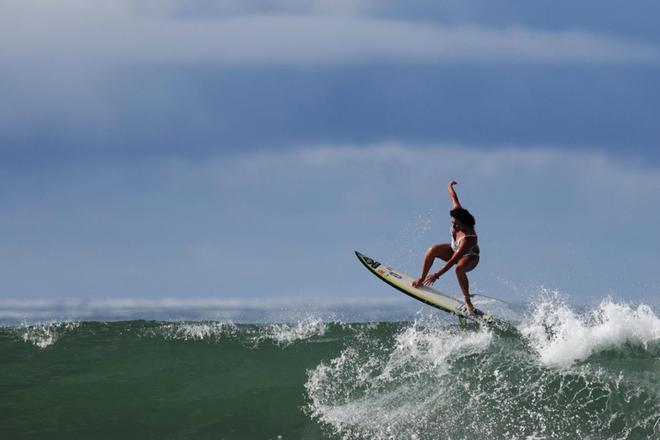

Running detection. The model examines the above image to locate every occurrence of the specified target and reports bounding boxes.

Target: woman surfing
[412,181,480,314]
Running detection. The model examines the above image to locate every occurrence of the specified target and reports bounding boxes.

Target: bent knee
[426,243,453,261]
[427,244,443,254]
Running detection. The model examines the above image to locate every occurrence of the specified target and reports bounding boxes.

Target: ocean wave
[146,321,239,341]
[254,317,330,347]
[0,297,415,324]
[304,310,660,439]
[1,313,657,438]
[142,316,334,347]
[305,317,493,439]
[519,295,660,368]
[17,321,81,349]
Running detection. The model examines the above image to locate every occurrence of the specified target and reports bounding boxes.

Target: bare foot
[412,278,423,288]
[464,301,475,314]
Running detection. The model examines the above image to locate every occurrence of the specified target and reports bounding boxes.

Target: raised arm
[447,181,461,209]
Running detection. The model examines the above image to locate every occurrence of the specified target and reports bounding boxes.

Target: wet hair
[450,208,476,228]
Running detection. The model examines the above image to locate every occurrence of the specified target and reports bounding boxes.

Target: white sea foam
[0,297,412,324]
[306,312,660,438]
[519,295,660,368]
[19,321,81,348]
[146,317,330,346]
[152,321,237,341]
[305,318,492,438]
[257,317,329,347]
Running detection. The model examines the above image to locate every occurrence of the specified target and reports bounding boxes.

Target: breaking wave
[304,299,660,439]
[2,296,658,439]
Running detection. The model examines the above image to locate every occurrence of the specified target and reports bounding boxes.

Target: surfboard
[355,251,495,323]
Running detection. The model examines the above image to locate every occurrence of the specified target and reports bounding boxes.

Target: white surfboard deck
[355,251,495,323]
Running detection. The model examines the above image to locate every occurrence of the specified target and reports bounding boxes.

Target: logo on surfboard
[363,256,381,269]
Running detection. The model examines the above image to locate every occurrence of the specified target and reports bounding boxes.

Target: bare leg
[455,256,479,313]
[412,244,453,287]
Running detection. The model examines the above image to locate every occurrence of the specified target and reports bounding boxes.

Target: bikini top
[451,231,480,256]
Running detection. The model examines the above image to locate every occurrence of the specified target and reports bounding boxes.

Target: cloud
[2,141,660,300]
[209,143,660,200]
[2,3,658,69]
[2,1,657,146]
[189,142,660,298]
[136,0,372,17]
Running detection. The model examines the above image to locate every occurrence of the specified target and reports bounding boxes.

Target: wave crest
[520,295,660,367]
[256,317,329,347]
[18,321,81,348]
[143,316,331,347]
[305,318,492,438]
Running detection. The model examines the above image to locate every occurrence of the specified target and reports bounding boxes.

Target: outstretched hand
[447,180,457,189]
[412,273,439,288]
[422,272,440,287]
[424,274,439,287]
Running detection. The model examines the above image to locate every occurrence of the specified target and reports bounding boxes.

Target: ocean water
[1,297,659,439]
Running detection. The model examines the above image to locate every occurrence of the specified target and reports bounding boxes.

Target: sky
[1,0,659,307]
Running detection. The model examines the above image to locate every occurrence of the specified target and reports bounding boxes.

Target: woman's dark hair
[450,208,476,228]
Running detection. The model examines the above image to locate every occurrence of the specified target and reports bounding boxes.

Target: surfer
[412,181,480,314]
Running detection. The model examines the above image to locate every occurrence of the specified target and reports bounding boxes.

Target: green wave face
[1,317,658,439]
